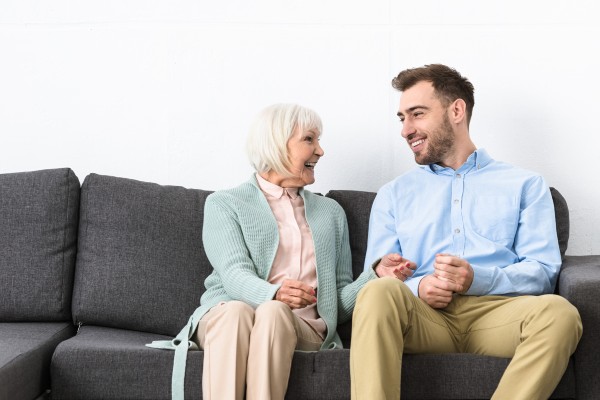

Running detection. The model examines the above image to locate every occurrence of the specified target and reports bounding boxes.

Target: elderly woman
[154,103,415,400]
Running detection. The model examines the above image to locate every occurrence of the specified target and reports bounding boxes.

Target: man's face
[397,81,455,166]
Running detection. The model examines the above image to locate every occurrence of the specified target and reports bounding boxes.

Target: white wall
[1,1,598,255]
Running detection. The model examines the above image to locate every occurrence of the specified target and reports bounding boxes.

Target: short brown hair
[392,64,475,125]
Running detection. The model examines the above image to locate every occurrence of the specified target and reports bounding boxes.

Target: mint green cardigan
[148,175,377,399]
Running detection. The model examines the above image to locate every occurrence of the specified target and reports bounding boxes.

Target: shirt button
[456,174,461,178]
[453,199,459,204]
[454,228,461,234]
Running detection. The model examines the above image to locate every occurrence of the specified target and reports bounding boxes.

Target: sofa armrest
[557,255,600,400]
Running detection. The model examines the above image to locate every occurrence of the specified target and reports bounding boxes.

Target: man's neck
[438,143,477,170]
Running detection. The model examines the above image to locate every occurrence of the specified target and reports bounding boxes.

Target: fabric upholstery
[0,322,75,400]
[550,187,569,259]
[51,326,203,400]
[46,181,587,399]
[325,190,375,280]
[0,168,80,321]
[325,190,375,347]
[72,174,213,336]
[558,255,600,399]
[291,351,575,400]
[51,326,576,400]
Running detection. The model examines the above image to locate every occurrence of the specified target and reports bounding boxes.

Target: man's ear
[450,99,467,124]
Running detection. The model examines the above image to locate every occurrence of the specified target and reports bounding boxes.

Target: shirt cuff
[404,276,423,297]
[465,264,490,295]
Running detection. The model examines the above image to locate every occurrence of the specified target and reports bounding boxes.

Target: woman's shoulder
[303,190,345,216]
[206,180,260,208]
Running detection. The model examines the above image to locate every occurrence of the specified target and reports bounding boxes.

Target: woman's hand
[275,279,317,309]
[375,253,416,281]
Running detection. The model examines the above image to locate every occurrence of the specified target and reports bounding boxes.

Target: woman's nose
[315,141,324,157]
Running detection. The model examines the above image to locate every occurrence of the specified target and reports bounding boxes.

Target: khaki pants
[195,300,323,400]
[350,278,582,400]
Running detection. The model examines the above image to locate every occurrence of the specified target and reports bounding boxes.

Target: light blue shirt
[364,148,561,297]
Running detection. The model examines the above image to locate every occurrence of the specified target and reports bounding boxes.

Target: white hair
[246,103,323,177]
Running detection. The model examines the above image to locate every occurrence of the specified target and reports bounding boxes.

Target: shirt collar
[426,148,493,175]
[255,173,300,199]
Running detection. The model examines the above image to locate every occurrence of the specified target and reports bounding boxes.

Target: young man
[350,64,582,400]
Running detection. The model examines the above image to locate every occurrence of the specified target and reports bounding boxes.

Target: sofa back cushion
[550,187,569,259]
[72,174,212,336]
[326,187,569,280]
[325,190,376,279]
[0,168,80,321]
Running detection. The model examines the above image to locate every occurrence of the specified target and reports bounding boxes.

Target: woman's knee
[225,300,255,315]
[254,300,295,333]
[198,301,255,348]
[207,301,254,331]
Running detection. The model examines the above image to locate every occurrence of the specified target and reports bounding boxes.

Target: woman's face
[280,126,324,188]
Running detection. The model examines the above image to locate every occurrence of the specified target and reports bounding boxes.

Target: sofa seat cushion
[50,326,203,400]
[0,168,80,321]
[49,325,576,399]
[0,322,75,400]
[287,351,576,400]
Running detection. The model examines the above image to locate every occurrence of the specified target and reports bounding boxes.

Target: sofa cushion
[325,190,375,280]
[325,190,376,346]
[0,168,80,321]
[72,174,212,336]
[51,325,576,400]
[550,187,569,259]
[0,322,75,400]
[50,326,203,400]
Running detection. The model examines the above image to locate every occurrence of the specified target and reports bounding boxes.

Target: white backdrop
[1,1,598,255]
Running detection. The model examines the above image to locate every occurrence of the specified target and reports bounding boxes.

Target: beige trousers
[350,278,582,400]
[195,300,323,400]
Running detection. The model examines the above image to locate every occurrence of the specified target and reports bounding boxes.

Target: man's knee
[358,278,410,301]
[540,295,582,338]
[355,278,412,320]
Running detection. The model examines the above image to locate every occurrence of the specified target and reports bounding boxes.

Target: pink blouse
[256,174,326,339]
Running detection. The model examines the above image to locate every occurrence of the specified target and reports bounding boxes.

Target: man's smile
[411,139,425,148]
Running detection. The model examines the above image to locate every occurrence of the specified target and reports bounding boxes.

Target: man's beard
[414,114,455,165]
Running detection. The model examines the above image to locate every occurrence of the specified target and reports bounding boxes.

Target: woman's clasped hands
[275,279,317,309]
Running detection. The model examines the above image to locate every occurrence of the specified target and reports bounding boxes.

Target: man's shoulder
[379,166,431,192]
[483,159,545,182]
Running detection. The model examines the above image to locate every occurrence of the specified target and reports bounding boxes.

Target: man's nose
[401,120,415,138]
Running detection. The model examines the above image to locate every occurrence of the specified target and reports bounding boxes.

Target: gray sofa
[1,168,599,399]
